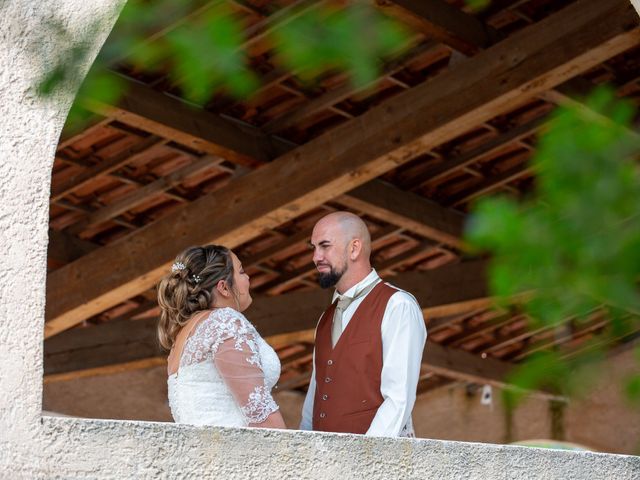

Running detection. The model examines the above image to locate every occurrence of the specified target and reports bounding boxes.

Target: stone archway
[1,0,639,477]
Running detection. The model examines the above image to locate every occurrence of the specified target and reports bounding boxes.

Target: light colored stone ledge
[19,416,637,479]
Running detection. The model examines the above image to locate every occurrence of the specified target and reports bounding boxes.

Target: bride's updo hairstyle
[157,245,234,350]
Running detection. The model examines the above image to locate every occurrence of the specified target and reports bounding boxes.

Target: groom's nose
[312,249,323,265]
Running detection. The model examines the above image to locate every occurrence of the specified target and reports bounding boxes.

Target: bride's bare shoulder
[167,310,213,374]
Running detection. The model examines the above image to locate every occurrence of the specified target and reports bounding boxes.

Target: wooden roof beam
[81,72,291,168]
[443,313,517,348]
[376,242,441,276]
[377,0,501,56]
[45,0,640,337]
[47,229,99,266]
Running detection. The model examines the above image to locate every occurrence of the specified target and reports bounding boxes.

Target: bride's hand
[250,410,286,429]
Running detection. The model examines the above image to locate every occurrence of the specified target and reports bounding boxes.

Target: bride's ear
[216,279,231,298]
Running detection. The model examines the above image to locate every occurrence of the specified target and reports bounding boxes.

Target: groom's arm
[366,291,426,437]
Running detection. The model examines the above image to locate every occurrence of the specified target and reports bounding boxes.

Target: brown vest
[312,282,397,434]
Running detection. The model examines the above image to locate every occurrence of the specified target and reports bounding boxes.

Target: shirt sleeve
[299,360,316,430]
[300,314,323,430]
[366,291,427,437]
[212,316,279,424]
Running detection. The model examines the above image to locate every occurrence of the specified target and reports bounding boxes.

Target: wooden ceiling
[44,0,640,398]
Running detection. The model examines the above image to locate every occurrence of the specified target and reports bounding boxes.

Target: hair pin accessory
[171,262,186,273]
[192,275,202,283]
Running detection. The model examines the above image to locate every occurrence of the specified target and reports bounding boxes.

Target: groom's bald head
[318,211,371,254]
[310,211,372,291]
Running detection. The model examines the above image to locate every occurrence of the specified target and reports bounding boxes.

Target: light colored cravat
[331,280,379,347]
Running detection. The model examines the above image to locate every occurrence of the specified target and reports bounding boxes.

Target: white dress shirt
[299,269,427,437]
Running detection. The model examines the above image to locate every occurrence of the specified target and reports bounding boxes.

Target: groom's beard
[316,262,347,289]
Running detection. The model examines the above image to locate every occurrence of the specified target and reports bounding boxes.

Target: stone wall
[42,347,640,455]
[1,0,640,477]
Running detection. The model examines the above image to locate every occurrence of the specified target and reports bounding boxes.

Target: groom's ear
[349,238,362,260]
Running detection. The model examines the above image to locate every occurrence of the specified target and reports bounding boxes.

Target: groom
[299,211,427,437]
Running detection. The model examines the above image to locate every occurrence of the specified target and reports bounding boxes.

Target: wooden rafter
[338,180,465,249]
[81,72,288,167]
[51,135,164,202]
[55,147,193,206]
[443,313,517,348]
[407,113,548,190]
[65,155,226,234]
[376,0,500,56]
[447,159,534,207]
[261,40,440,134]
[376,241,440,275]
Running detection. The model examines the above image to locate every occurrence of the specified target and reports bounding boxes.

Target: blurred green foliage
[273,3,408,87]
[465,88,640,407]
[37,0,410,131]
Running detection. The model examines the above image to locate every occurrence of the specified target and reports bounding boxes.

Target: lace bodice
[168,308,280,427]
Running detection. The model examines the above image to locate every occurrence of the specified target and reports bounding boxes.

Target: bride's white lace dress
[168,307,280,427]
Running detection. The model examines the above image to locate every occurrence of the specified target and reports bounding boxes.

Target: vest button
[327,360,333,366]
[319,413,326,418]
[322,394,328,400]
[324,377,331,383]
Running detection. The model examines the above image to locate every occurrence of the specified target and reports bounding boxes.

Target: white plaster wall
[1,0,640,478]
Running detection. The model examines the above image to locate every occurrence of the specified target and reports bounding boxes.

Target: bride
[157,245,286,429]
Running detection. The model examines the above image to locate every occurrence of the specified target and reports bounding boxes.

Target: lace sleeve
[181,308,260,367]
[191,308,277,424]
[180,308,279,423]
[214,337,279,424]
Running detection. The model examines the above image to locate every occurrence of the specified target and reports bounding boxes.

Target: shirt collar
[332,269,380,303]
